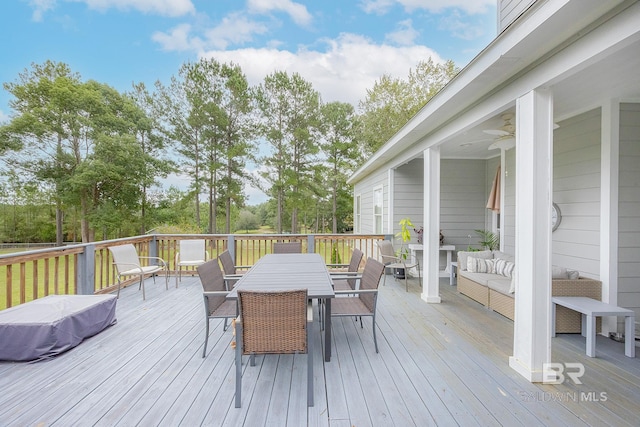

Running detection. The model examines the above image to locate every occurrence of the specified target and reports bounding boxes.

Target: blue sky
[0,0,497,203]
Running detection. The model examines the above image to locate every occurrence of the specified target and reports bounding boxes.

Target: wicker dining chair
[329,248,364,292]
[197,259,238,358]
[331,258,385,353]
[273,242,303,254]
[234,289,313,408]
[218,250,251,290]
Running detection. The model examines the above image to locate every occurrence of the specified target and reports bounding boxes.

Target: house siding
[498,0,536,32]
[353,169,389,234]
[503,149,516,255]
[618,103,640,321]
[441,159,489,250]
[392,158,423,240]
[553,109,602,278]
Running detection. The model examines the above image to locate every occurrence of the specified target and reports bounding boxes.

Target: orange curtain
[486,165,501,212]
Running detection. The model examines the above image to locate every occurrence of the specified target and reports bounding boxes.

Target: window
[373,186,383,234]
[354,194,361,233]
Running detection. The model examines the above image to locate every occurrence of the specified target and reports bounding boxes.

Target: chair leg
[307,322,314,407]
[140,274,146,300]
[235,327,243,408]
[203,317,210,358]
[372,314,379,353]
[116,277,122,299]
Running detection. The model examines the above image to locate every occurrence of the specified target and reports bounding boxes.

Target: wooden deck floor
[1,274,638,426]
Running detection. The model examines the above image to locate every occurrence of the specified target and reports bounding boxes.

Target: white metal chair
[376,240,421,291]
[108,244,168,300]
[175,239,208,287]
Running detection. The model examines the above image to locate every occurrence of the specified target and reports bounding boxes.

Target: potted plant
[394,218,414,279]
[474,229,500,251]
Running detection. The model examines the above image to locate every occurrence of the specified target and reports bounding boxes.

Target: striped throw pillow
[495,258,515,278]
[467,257,495,273]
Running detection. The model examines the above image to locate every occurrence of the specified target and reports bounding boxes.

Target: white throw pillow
[567,269,580,280]
[467,257,495,273]
[494,259,515,278]
[552,265,569,279]
[457,250,492,271]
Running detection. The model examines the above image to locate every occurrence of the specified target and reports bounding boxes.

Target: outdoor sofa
[457,250,602,333]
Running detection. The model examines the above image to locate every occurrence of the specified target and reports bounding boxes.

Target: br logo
[543,363,585,384]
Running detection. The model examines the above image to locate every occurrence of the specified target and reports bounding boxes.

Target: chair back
[179,239,206,263]
[219,250,236,275]
[238,289,308,355]
[376,240,396,260]
[346,248,364,288]
[358,258,385,312]
[197,259,227,314]
[273,242,303,254]
[109,244,141,273]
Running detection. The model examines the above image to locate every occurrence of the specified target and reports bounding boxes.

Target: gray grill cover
[0,294,117,362]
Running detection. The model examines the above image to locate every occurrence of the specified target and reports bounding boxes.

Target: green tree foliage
[357,58,459,156]
[319,102,359,233]
[255,71,321,233]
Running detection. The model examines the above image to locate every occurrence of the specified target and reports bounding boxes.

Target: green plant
[396,217,414,259]
[474,229,500,251]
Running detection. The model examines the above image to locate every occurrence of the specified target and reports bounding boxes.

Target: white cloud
[247,0,312,27]
[361,0,493,15]
[385,19,419,46]
[199,33,444,107]
[203,12,270,50]
[28,0,56,22]
[69,0,195,17]
[439,10,486,40]
[152,23,203,52]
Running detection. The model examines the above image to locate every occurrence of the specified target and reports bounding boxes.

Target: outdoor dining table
[227,253,336,362]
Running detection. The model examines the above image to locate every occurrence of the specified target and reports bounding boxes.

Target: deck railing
[0,234,386,310]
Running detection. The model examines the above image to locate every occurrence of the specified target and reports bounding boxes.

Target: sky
[0,0,497,204]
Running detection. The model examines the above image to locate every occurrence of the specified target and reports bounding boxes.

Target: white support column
[600,100,620,335]
[422,147,441,303]
[509,89,553,382]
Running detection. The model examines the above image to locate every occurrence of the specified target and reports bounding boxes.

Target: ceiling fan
[483,113,516,150]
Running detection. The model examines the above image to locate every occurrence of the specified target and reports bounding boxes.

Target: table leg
[625,315,635,358]
[324,298,332,362]
[586,314,596,357]
[581,313,586,337]
[450,262,457,286]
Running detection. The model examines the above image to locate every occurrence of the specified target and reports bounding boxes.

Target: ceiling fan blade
[483,129,510,136]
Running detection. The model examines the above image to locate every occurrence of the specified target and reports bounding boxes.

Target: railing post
[308,235,315,254]
[150,235,159,262]
[228,235,236,260]
[77,244,96,295]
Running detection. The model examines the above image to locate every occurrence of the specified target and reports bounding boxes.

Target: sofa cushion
[457,250,492,271]
[552,265,569,279]
[492,251,514,263]
[458,270,499,287]
[494,259,515,278]
[487,278,513,297]
[467,257,495,273]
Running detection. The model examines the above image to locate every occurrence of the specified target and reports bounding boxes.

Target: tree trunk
[55,205,64,246]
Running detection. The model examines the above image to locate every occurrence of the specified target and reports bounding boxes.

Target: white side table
[552,296,635,358]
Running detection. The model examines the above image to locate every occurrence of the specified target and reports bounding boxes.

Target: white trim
[422,147,441,304]
[354,193,362,234]
[600,99,620,334]
[373,185,383,234]
[387,169,394,234]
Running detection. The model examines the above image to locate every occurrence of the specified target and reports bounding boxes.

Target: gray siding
[441,159,489,251]
[503,150,516,255]
[353,169,389,234]
[498,0,535,32]
[392,158,423,240]
[618,103,640,320]
[553,109,602,278]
